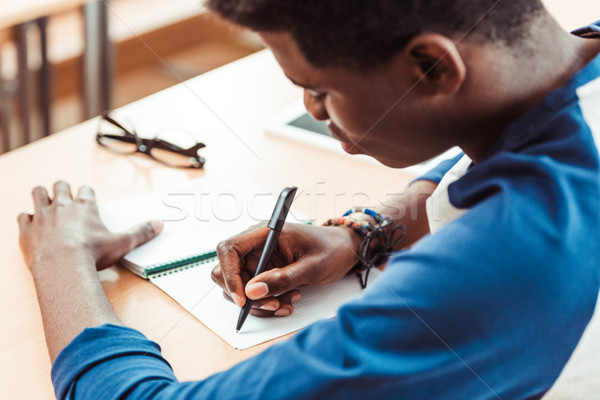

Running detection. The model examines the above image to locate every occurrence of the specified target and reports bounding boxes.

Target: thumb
[95,220,164,270]
[125,219,164,251]
[246,257,317,299]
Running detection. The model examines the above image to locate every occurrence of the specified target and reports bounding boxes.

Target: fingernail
[232,293,244,307]
[274,308,290,317]
[246,282,269,298]
[259,303,277,311]
[152,220,164,233]
[291,293,302,304]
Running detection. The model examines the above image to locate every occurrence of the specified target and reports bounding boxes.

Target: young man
[18,1,600,399]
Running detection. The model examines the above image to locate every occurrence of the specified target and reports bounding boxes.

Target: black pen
[236,186,298,333]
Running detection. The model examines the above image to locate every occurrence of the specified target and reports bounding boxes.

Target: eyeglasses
[96,112,206,169]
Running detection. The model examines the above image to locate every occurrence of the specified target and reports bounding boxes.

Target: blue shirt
[52,24,600,400]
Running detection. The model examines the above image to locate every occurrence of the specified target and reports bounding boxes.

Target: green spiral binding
[145,250,219,279]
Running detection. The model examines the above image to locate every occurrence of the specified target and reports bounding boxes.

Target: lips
[327,122,359,154]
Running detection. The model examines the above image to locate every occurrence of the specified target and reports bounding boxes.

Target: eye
[307,89,326,100]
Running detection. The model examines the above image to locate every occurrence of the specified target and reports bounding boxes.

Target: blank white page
[151,263,381,349]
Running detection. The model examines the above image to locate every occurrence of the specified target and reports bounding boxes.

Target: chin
[340,141,362,155]
[367,151,424,169]
[381,160,414,168]
[342,145,401,168]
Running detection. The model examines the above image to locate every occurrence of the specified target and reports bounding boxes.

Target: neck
[456,13,600,163]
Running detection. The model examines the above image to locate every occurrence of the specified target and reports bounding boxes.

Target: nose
[303,90,329,121]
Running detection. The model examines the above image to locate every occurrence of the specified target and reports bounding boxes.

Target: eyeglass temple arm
[152,138,206,157]
[101,113,136,135]
[96,133,138,144]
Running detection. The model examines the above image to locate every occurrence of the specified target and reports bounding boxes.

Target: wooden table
[0,49,598,399]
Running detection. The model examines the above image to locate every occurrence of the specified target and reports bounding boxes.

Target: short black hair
[206,0,545,69]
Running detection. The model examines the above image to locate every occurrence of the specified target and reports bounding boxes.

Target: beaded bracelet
[342,207,384,224]
[323,216,374,237]
[324,208,406,288]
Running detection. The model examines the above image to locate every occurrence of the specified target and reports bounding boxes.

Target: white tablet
[265,101,462,175]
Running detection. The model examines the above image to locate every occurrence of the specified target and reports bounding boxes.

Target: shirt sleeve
[51,324,177,399]
[412,152,464,184]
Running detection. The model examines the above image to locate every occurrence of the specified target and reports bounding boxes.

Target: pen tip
[235,329,239,334]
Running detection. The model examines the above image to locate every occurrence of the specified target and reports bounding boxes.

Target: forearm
[375,179,437,248]
[366,153,464,249]
[30,248,121,363]
[18,182,162,364]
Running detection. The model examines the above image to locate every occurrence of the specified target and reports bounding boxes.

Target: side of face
[259,31,471,168]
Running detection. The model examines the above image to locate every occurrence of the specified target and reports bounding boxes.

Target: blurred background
[0,0,598,155]
[0,0,263,154]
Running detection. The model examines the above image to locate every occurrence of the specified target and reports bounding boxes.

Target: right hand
[211,222,362,317]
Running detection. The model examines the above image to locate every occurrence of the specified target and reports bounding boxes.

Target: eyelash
[308,89,326,100]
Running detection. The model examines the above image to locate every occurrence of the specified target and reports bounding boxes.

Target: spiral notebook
[98,176,381,349]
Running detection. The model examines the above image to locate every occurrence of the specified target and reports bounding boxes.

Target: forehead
[259,32,321,84]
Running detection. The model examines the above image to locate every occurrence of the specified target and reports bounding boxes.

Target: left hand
[18,181,163,272]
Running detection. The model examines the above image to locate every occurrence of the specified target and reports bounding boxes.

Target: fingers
[76,185,96,203]
[31,181,81,216]
[125,220,164,251]
[53,181,73,205]
[246,257,317,299]
[32,186,50,215]
[221,290,280,311]
[211,263,244,306]
[221,288,302,318]
[17,212,32,227]
[250,290,302,318]
[216,226,269,307]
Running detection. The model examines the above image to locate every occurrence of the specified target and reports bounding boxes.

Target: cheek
[326,97,374,138]
[328,97,407,152]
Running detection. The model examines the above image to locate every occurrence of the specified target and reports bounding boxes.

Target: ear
[403,33,467,95]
